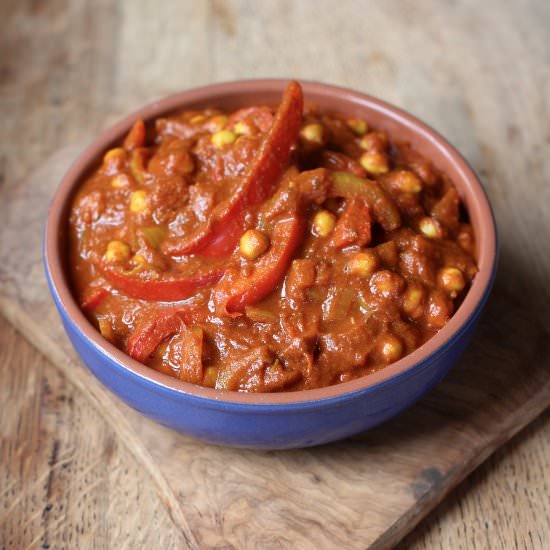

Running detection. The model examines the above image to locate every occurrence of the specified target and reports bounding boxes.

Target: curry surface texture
[68,82,477,392]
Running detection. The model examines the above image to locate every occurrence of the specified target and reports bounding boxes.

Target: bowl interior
[45,79,497,406]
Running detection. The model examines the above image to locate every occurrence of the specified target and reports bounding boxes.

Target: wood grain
[1,0,549,548]
[399,409,550,550]
[0,316,189,550]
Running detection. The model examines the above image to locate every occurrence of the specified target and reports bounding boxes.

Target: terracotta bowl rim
[44,79,498,406]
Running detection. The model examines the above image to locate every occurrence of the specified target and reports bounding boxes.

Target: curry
[69,81,477,392]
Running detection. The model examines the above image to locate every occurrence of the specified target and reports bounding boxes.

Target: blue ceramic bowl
[44,80,498,449]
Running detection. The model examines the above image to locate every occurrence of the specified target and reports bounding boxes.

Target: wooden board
[0,144,548,549]
[2,1,550,545]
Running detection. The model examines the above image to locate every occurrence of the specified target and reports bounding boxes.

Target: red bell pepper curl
[330,199,372,249]
[162,81,304,258]
[98,263,223,302]
[127,306,205,363]
[80,286,108,312]
[212,216,305,316]
[123,119,146,150]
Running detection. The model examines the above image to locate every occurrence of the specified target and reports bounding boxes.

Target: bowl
[44,80,498,449]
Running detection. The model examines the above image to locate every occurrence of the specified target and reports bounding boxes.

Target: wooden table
[1,1,549,548]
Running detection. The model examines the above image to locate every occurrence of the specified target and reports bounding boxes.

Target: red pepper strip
[320,150,366,178]
[80,286,108,312]
[123,119,146,150]
[98,263,223,302]
[213,216,304,316]
[330,199,372,249]
[127,306,205,363]
[162,81,304,258]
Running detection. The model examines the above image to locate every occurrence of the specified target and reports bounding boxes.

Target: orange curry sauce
[69,82,477,392]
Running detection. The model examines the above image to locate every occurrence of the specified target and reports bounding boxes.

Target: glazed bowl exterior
[44,80,498,449]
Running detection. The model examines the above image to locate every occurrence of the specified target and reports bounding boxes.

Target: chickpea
[103,147,126,164]
[438,267,465,297]
[369,270,405,299]
[111,174,131,189]
[103,147,126,172]
[233,121,252,135]
[359,151,390,175]
[346,119,368,135]
[312,210,336,237]
[149,149,195,177]
[239,229,270,260]
[390,170,423,193]
[130,190,148,213]
[427,289,453,329]
[402,283,425,318]
[410,159,437,186]
[211,129,237,148]
[419,217,444,239]
[360,131,389,152]
[379,335,403,363]
[105,240,131,263]
[299,123,325,146]
[347,251,378,277]
[171,150,195,175]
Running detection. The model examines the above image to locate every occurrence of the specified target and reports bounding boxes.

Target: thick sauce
[69,81,477,392]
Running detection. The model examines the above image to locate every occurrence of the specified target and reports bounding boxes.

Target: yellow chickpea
[427,289,453,329]
[346,119,368,135]
[359,151,390,174]
[369,270,405,299]
[103,147,126,164]
[419,217,444,239]
[130,190,148,213]
[391,170,423,193]
[211,129,237,149]
[438,267,465,297]
[360,131,389,152]
[105,240,131,263]
[379,335,403,363]
[402,283,425,318]
[103,147,126,172]
[239,229,270,260]
[233,121,252,135]
[347,251,378,277]
[299,123,325,146]
[312,210,336,237]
